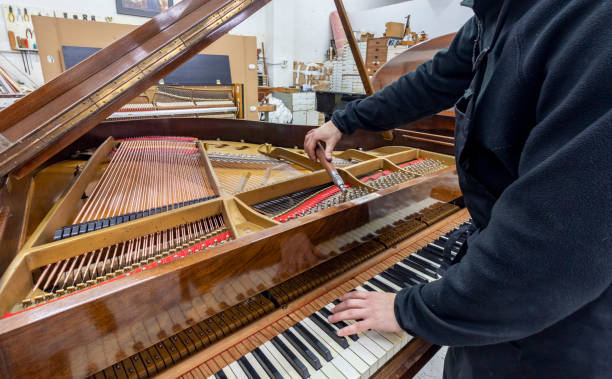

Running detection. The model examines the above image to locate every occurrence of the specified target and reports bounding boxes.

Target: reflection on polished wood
[0,1,464,377]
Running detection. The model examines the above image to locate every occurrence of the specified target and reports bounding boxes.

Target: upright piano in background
[0,1,466,377]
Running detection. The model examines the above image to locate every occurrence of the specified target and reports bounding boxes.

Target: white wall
[0,0,473,89]
[349,0,473,39]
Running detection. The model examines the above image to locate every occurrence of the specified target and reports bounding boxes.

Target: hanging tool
[315,142,347,192]
[23,8,30,22]
[7,6,15,23]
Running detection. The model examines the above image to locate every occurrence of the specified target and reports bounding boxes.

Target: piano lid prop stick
[315,142,347,193]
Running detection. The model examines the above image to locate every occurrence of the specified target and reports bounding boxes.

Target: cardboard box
[385,22,405,39]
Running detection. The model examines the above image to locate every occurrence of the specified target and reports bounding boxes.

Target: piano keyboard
[85,205,465,378]
[173,212,471,379]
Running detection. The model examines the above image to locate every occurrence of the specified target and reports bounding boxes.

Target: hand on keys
[329,291,403,337]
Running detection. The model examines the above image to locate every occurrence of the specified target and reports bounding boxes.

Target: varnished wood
[0,166,460,378]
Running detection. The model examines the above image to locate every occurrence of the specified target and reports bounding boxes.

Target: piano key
[385,266,422,285]
[390,263,429,283]
[405,254,440,273]
[244,353,270,379]
[379,270,411,288]
[397,260,437,281]
[318,307,359,341]
[271,336,310,378]
[309,313,349,349]
[214,369,228,379]
[251,347,284,379]
[370,276,401,292]
[237,357,260,379]
[275,333,327,379]
[283,329,323,370]
[286,326,348,379]
[293,323,333,362]
[228,361,249,379]
[262,340,303,379]
[299,318,360,378]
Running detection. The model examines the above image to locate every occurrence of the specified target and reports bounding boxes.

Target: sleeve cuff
[394,286,419,336]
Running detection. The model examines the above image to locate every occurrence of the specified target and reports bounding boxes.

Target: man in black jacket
[304,1,611,377]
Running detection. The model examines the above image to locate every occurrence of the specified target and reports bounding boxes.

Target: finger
[324,142,334,161]
[328,308,368,323]
[331,298,367,313]
[304,135,316,161]
[340,291,370,302]
[336,320,371,337]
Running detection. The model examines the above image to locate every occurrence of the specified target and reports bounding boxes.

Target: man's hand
[304,121,342,162]
[328,291,403,337]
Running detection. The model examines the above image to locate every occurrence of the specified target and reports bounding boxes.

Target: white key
[330,304,387,372]
[365,330,395,364]
[323,304,377,369]
[300,320,360,378]
[221,366,239,379]
[330,356,361,379]
[413,252,441,268]
[228,361,249,379]
[374,275,403,291]
[288,326,347,379]
[263,341,303,378]
[258,344,291,378]
[276,333,327,379]
[396,261,436,282]
[244,352,270,379]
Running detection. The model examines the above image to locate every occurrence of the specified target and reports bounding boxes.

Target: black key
[272,336,310,378]
[367,277,397,293]
[238,356,260,379]
[252,347,284,379]
[79,223,87,235]
[70,225,79,237]
[362,284,377,292]
[214,369,228,379]
[283,329,322,370]
[87,221,95,233]
[384,267,420,286]
[94,220,103,230]
[402,257,438,278]
[309,313,349,349]
[416,249,444,264]
[102,218,109,228]
[62,226,71,239]
[332,299,341,306]
[53,229,63,241]
[293,323,333,361]
[392,264,429,283]
[318,308,359,341]
[380,271,409,288]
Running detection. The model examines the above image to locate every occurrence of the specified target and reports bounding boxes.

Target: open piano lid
[0,0,270,179]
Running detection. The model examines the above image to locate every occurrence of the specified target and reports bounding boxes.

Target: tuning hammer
[315,142,347,192]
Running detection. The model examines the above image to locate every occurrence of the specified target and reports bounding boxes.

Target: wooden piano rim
[164,209,470,378]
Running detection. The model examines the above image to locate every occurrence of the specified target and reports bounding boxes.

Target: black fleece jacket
[332,1,612,378]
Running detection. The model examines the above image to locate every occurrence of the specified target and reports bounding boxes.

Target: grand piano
[0,1,466,378]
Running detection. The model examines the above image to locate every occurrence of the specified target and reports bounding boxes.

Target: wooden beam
[333,0,374,95]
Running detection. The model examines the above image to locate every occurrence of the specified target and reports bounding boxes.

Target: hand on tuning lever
[304,121,342,162]
[329,290,403,337]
